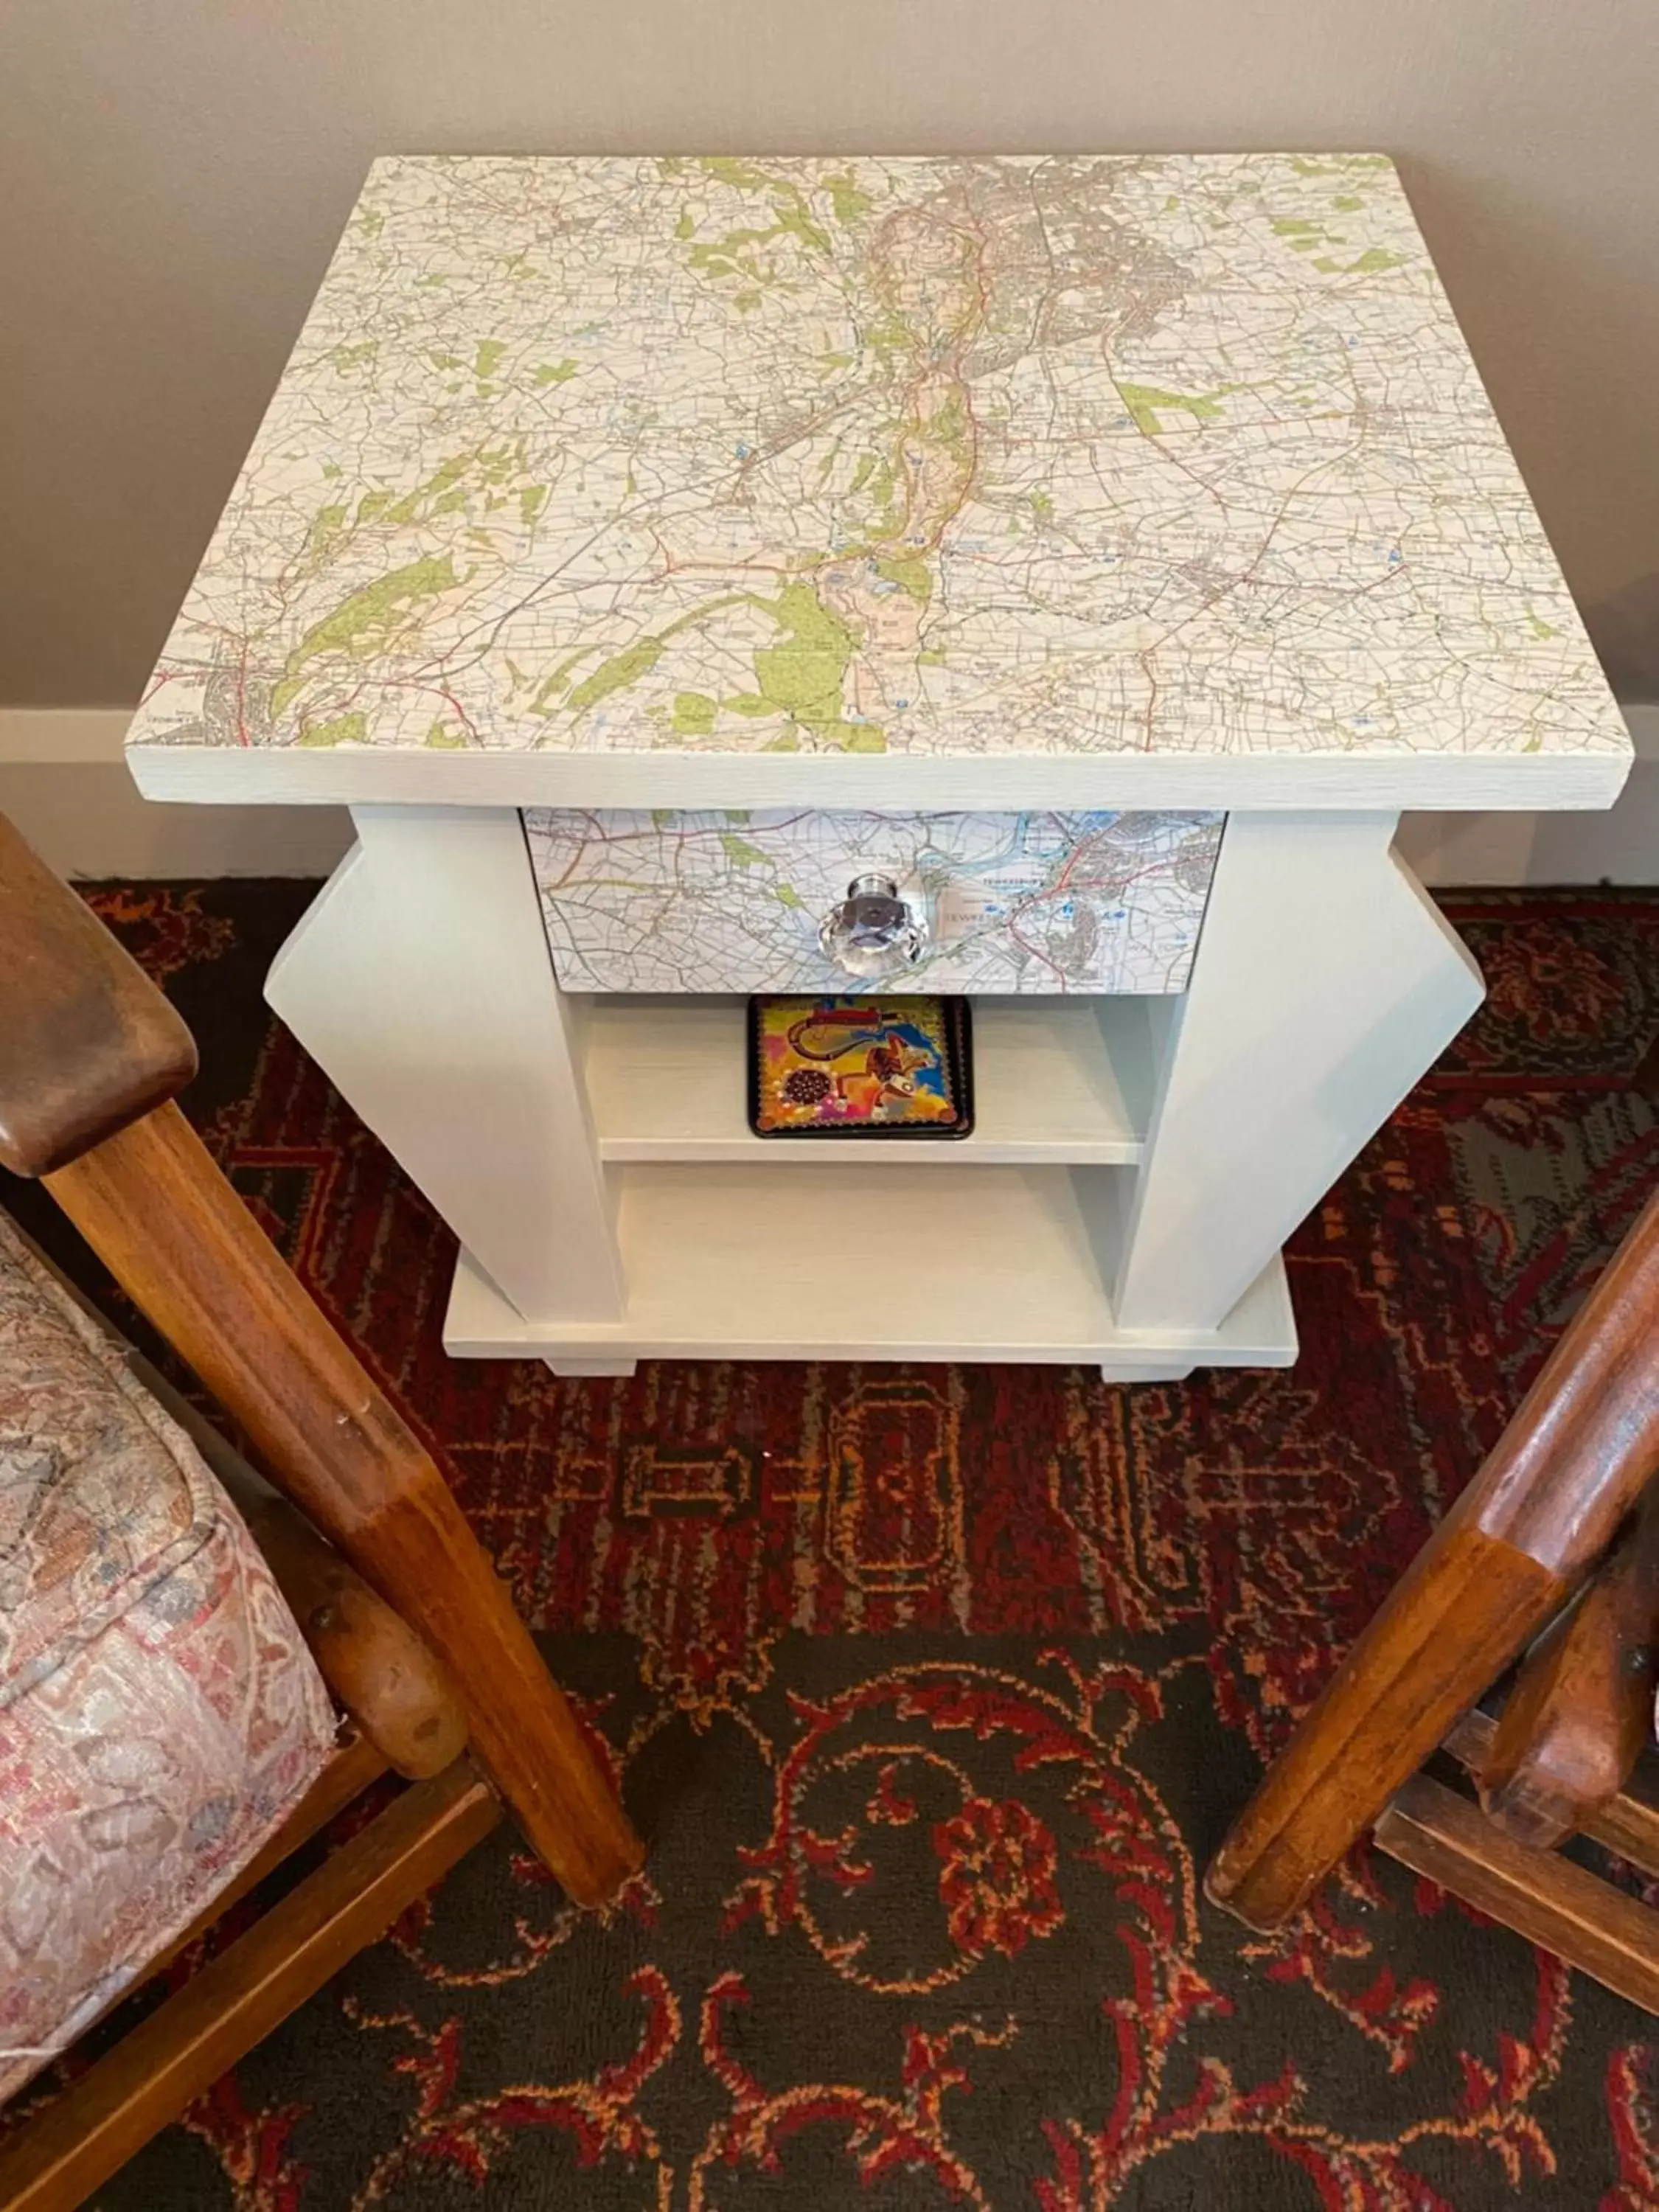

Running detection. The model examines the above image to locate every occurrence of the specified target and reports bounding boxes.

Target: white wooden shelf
[582,995,1159,1167]
[444,1162,1297,1374]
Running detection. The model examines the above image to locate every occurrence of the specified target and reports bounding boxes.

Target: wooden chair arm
[0,812,196,1177]
[1208,1183,1659,1931]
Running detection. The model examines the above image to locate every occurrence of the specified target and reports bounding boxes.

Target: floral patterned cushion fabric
[0,1211,336,2104]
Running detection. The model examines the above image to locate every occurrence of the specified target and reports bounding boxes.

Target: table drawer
[524,808,1221,995]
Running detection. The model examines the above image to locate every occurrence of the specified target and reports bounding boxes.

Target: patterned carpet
[7,882,1659,2211]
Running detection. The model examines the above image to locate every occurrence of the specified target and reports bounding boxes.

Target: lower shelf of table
[442,1162,1297,1373]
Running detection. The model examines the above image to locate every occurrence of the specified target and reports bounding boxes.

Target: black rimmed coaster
[748,995,973,1139]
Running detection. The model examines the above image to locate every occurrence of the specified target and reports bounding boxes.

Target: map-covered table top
[126,153,1630,812]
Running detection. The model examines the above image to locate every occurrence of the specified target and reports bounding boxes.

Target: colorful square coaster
[748,996,973,1139]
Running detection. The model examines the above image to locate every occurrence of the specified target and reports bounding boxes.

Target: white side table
[127,154,1630,1380]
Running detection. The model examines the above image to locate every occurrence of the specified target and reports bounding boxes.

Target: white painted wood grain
[443,1165,1298,1374]
[1111,811,1484,1334]
[125,736,1631,816]
[584,994,1155,1166]
[265,805,625,1324]
[14,708,1658,881]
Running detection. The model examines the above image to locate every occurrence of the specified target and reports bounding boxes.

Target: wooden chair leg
[1207,1186,1659,1931]
[44,1102,643,1907]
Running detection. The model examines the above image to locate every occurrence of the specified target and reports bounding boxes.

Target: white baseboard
[0,712,353,878]
[1395,702,1659,886]
[2,704,1656,884]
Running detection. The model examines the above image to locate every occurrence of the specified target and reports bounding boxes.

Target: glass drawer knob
[818,874,928,981]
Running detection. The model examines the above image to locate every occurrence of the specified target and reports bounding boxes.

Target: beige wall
[3,0,1657,708]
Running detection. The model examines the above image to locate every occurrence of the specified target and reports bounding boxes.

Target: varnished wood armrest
[0,812,196,1176]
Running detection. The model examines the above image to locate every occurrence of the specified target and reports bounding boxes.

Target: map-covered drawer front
[524,808,1222,995]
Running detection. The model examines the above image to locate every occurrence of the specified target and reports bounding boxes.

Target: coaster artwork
[749,998,973,1139]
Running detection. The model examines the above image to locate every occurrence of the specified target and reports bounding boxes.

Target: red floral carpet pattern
[4,883,1659,2211]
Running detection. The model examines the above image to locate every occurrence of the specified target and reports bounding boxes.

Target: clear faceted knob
[818,873,928,981]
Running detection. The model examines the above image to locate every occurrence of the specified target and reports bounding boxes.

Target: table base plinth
[442,1232,1296,1383]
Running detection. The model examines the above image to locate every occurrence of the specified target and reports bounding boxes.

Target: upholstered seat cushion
[0,1211,335,2104]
